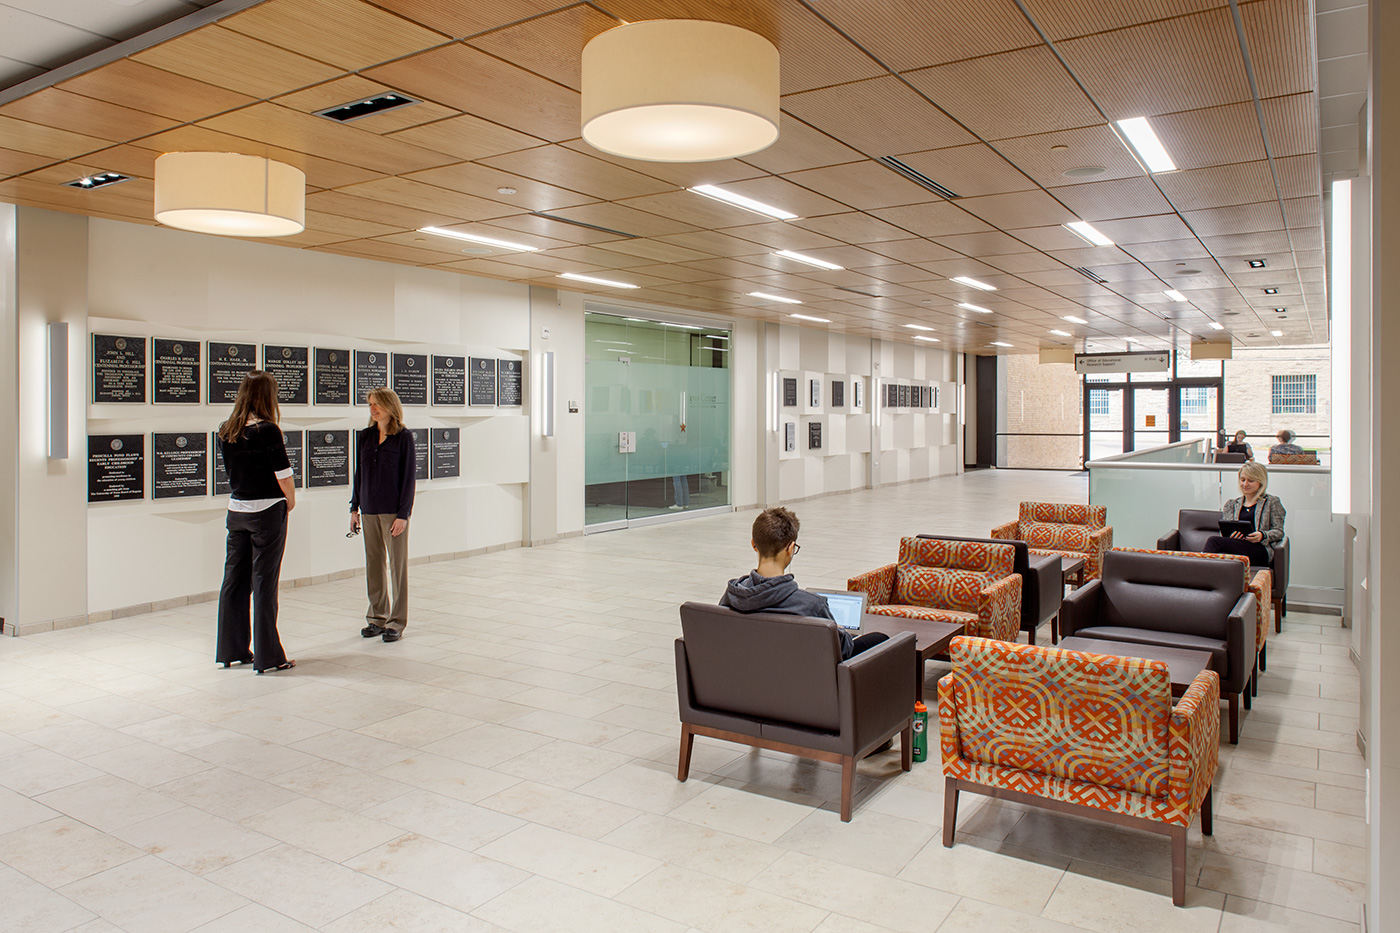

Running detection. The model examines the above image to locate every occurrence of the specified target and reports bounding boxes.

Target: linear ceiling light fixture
[989,341,1014,347]
[63,172,129,190]
[790,313,830,323]
[748,291,802,304]
[1063,315,1088,324]
[1115,117,1177,173]
[958,303,992,314]
[1064,221,1114,246]
[1272,330,1284,336]
[154,152,304,237]
[315,92,418,123]
[950,275,996,291]
[913,335,940,342]
[581,20,779,162]
[1050,329,1071,336]
[558,272,639,288]
[1208,321,1225,330]
[419,226,538,251]
[690,184,797,219]
[774,249,843,270]
[1163,289,1188,302]
[903,324,935,331]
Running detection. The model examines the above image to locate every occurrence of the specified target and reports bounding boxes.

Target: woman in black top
[215,371,296,673]
[1203,461,1286,567]
[349,387,416,642]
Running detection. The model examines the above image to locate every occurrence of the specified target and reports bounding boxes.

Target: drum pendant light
[581,20,780,162]
[154,152,305,237]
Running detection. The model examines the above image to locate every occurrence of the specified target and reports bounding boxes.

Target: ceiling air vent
[875,157,959,199]
[1073,267,1107,284]
[530,212,639,238]
[836,286,885,299]
[63,172,129,189]
[316,93,418,123]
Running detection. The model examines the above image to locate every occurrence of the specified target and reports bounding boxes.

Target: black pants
[1202,534,1272,567]
[850,632,890,656]
[217,503,289,670]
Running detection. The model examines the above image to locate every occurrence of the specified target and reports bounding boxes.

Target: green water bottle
[912,700,928,762]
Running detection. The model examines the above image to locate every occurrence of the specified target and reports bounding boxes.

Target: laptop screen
[821,592,866,631]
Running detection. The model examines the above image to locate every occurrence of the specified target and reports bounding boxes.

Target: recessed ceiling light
[689,184,797,220]
[1050,329,1071,336]
[460,247,493,256]
[315,92,419,123]
[958,303,992,314]
[950,275,996,291]
[790,313,830,323]
[1272,330,1283,336]
[1178,268,1203,276]
[1064,221,1114,247]
[1063,315,1088,324]
[913,335,940,342]
[1263,287,1279,295]
[63,171,129,189]
[558,272,639,288]
[1124,336,1141,343]
[904,324,935,331]
[748,291,802,304]
[1208,321,1225,330]
[1273,307,1287,313]
[1248,259,1267,268]
[774,249,843,270]
[1163,289,1187,302]
[496,186,518,195]
[1115,117,1177,172]
[420,226,538,251]
[989,341,1014,348]
[1062,165,1108,178]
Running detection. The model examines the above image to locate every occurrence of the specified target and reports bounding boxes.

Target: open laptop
[807,589,868,634]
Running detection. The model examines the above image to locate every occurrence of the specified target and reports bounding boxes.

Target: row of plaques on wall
[780,377,862,410]
[781,422,824,452]
[87,428,461,502]
[92,334,522,408]
[886,384,938,408]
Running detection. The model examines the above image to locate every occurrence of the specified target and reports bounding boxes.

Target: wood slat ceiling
[0,0,1326,353]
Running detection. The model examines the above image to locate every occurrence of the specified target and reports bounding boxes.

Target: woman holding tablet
[1202,461,1285,567]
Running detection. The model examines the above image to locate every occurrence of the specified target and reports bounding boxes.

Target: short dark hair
[1277,429,1295,443]
[752,507,800,558]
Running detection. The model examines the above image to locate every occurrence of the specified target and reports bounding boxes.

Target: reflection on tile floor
[0,470,1365,931]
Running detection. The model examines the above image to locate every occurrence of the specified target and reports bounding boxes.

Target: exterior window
[1180,386,1209,415]
[1271,374,1316,414]
[1089,388,1109,416]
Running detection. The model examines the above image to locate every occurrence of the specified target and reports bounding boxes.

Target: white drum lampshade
[154,152,305,236]
[581,20,780,162]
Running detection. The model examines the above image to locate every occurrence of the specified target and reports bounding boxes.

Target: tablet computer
[1218,519,1254,537]
[807,589,867,633]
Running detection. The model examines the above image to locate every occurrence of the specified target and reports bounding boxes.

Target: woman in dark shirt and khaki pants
[350,387,416,642]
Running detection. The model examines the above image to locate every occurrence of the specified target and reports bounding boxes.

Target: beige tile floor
[0,469,1366,932]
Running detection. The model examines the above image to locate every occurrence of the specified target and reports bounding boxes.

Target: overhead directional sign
[1074,351,1170,374]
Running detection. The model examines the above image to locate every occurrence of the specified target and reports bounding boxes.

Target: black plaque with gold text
[307,430,349,487]
[433,355,466,406]
[431,427,460,478]
[354,350,387,405]
[314,347,351,405]
[392,353,428,405]
[497,359,522,406]
[208,342,256,404]
[88,434,144,502]
[152,433,207,499]
[468,357,496,407]
[151,338,199,404]
[92,334,147,403]
[264,345,308,405]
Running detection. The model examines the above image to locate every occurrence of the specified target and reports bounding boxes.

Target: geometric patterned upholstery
[1268,452,1318,465]
[939,636,1220,826]
[993,501,1113,580]
[848,537,1021,642]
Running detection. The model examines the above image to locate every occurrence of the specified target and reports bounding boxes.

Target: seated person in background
[1226,429,1253,459]
[1202,461,1285,567]
[721,506,888,660]
[1271,429,1305,456]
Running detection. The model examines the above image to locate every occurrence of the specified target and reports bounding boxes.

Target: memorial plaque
[933,386,939,408]
[784,422,796,452]
[809,379,821,408]
[854,381,863,409]
[264,345,309,405]
[88,434,144,502]
[212,432,230,496]
[354,350,388,405]
[314,347,351,405]
[151,339,199,404]
[467,357,496,407]
[282,430,304,488]
[307,430,349,487]
[831,380,844,408]
[152,432,207,499]
[886,383,897,408]
[392,353,428,405]
[431,427,460,478]
[408,427,429,481]
[808,421,822,450]
[900,385,910,407]
[783,377,798,407]
[208,342,256,404]
[433,355,467,406]
[92,334,146,403]
[497,359,523,406]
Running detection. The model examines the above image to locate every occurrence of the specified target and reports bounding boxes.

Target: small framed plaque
[497,359,522,406]
[782,377,798,407]
[88,434,144,502]
[282,430,304,488]
[407,427,429,481]
[314,348,351,405]
[264,345,309,405]
[431,428,460,478]
[808,421,822,450]
[92,334,147,403]
[208,342,256,405]
[784,422,796,452]
[831,380,844,408]
[307,430,350,487]
[152,432,207,499]
[853,381,863,409]
[392,353,428,405]
[212,432,230,496]
[810,379,821,408]
[433,355,466,406]
[468,357,497,406]
[151,339,199,404]
[354,350,388,405]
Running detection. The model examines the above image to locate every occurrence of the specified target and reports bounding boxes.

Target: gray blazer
[1222,493,1286,546]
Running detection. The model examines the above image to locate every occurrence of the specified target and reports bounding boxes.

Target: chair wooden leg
[677,723,695,781]
[900,723,912,772]
[1051,614,1059,645]
[840,755,855,822]
[1228,693,1239,744]
[1252,657,1259,697]
[1170,825,1187,906]
[1243,679,1252,709]
[1027,624,1036,646]
[1201,786,1213,836]
[1259,643,1267,672]
[942,776,960,847]
[1274,597,1283,632]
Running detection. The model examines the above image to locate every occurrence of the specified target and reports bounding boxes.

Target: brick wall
[1222,347,1332,452]
[999,353,1083,469]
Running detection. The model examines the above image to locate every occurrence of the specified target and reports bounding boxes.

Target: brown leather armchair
[1060,549,1256,744]
[675,601,917,821]
[1158,508,1289,629]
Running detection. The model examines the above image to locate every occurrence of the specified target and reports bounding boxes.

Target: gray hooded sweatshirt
[719,571,854,658]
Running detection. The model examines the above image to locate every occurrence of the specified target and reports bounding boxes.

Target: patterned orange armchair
[1268,451,1319,465]
[847,537,1021,642]
[992,501,1113,581]
[940,636,1219,907]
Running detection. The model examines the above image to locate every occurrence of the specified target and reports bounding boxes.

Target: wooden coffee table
[1056,636,1213,697]
[859,614,964,701]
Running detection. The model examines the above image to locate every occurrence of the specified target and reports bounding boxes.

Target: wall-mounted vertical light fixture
[769,372,779,432]
[47,322,68,459]
[1331,178,1352,514]
[540,351,555,437]
[959,383,966,427]
[874,378,883,428]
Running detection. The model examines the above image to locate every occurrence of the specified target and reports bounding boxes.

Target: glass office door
[1086,383,1126,462]
[584,312,731,529]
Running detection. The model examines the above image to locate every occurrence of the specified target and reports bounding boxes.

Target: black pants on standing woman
[217,502,290,670]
